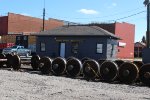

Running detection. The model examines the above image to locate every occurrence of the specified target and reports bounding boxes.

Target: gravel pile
[0,69,149,100]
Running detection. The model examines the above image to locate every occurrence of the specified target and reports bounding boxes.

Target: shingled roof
[35,25,119,39]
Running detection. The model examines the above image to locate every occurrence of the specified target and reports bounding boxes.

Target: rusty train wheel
[83,59,100,79]
[100,61,119,82]
[139,64,150,86]
[119,62,139,84]
[97,59,106,66]
[81,57,91,64]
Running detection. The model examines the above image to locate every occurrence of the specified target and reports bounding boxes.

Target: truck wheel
[12,52,17,55]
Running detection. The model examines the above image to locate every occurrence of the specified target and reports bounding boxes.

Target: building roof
[34,25,120,39]
[134,42,146,47]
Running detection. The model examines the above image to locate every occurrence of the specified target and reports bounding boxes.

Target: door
[60,43,66,58]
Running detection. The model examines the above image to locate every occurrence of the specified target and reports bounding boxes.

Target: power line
[123,16,146,22]
[54,10,146,24]
[74,6,146,19]
[108,10,146,22]
[47,6,145,20]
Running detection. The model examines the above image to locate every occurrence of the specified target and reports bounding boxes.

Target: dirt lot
[0,67,149,100]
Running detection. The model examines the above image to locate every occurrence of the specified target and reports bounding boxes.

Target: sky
[0,0,147,42]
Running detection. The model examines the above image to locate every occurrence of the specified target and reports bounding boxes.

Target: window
[19,46,23,49]
[40,42,46,52]
[96,43,103,53]
[71,42,79,54]
[24,36,27,40]
[17,36,20,40]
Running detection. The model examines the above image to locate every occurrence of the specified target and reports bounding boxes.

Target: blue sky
[0,0,147,42]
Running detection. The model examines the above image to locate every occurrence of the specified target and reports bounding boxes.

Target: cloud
[112,3,117,7]
[107,3,117,8]
[78,9,99,15]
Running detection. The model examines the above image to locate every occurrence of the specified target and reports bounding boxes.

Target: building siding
[115,22,135,59]
[1,34,17,43]
[106,39,118,60]
[0,16,8,35]
[36,36,117,60]
[7,13,64,34]
[0,13,64,50]
[0,13,64,35]
[96,22,135,59]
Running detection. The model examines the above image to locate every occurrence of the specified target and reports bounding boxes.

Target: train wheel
[52,57,66,76]
[66,57,82,77]
[100,61,119,82]
[83,59,100,79]
[119,62,139,84]
[139,64,150,86]
[39,57,52,75]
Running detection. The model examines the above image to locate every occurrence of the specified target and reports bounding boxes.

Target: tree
[142,36,146,44]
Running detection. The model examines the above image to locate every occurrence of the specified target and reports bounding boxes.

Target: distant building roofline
[88,21,135,26]
[32,25,120,39]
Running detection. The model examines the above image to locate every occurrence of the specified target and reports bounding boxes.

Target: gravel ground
[0,67,149,100]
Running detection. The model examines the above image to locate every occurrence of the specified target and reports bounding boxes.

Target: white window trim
[97,43,103,54]
[40,42,46,52]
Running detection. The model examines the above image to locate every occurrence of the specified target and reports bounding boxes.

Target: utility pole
[144,0,150,48]
[42,0,46,31]
[43,8,45,31]
[142,0,150,64]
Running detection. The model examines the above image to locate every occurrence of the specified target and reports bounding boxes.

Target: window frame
[40,42,46,52]
[96,43,103,54]
[71,42,79,54]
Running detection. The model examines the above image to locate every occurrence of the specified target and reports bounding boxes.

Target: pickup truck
[2,45,31,56]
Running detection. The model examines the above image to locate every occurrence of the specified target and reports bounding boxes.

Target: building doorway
[59,42,66,58]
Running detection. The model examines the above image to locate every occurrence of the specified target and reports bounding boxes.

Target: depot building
[34,25,119,60]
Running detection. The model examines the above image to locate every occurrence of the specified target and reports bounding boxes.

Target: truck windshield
[11,46,18,48]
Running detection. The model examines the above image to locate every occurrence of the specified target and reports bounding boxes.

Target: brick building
[91,22,135,59]
[0,12,64,52]
[0,12,64,35]
[134,42,146,58]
